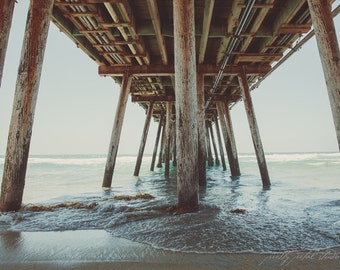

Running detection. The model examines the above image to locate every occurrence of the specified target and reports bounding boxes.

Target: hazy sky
[0,1,339,155]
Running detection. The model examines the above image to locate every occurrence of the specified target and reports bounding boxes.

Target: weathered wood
[134,101,154,176]
[174,0,199,209]
[98,64,271,77]
[205,124,214,166]
[150,113,164,171]
[199,0,215,64]
[307,0,340,151]
[238,67,270,187]
[223,101,240,176]
[197,73,207,186]
[0,0,54,212]
[156,121,166,168]
[216,101,239,177]
[146,0,168,64]
[164,101,172,177]
[102,73,132,188]
[213,114,227,171]
[0,0,16,87]
[208,121,220,166]
[171,120,177,166]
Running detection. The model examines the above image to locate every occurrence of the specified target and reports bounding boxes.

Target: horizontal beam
[131,94,241,103]
[99,64,271,76]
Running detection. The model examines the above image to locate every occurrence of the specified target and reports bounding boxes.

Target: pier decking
[0,0,339,211]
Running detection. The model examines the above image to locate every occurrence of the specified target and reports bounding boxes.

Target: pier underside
[0,0,339,211]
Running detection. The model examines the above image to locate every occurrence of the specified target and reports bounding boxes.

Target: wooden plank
[278,24,312,34]
[99,64,271,76]
[238,67,270,187]
[174,0,199,209]
[102,73,132,188]
[134,101,154,176]
[0,0,54,212]
[235,53,282,63]
[0,0,16,87]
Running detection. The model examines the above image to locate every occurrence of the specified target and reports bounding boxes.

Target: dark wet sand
[1,230,339,270]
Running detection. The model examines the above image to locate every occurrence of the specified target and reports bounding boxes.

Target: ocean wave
[27,157,106,165]
[265,153,340,163]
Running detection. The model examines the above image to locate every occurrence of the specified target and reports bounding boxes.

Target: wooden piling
[156,121,166,168]
[214,114,227,171]
[0,0,16,87]
[173,0,199,209]
[238,67,270,187]
[0,0,54,212]
[102,73,132,188]
[197,73,207,186]
[205,124,214,166]
[134,101,154,176]
[164,101,172,177]
[150,113,164,171]
[216,101,240,177]
[208,121,220,166]
[171,120,177,166]
[307,0,340,151]
[223,101,240,176]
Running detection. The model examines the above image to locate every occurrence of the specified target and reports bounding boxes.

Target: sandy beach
[0,230,339,270]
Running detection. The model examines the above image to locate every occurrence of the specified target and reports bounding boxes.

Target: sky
[0,1,339,155]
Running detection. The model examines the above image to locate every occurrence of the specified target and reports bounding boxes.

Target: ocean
[0,152,339,253]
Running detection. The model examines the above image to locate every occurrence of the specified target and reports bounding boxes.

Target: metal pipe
[205,0,256,109]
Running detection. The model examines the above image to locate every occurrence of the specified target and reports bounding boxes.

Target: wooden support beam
[174,0,199,209]
[278,24,312,34]
[214,114,227,171]
[98,64,271,77]
[199,0,215,64]
[156,121,166,168]
[205,124,214,166]
[216,102,240,178]
[134,101,154,176]
[171,120,177,166]
[197,73,207,186]
[307,0,340,151]
[223,101,241,176]
[102,73,132,188]
[150,114,163,171]
[52,7,105,65]
[238,67,270,187]
[164,101,172,177]
[0,0,54,212]
[0,0,16,87]
[146,0,168,64]
[208,121,220,166]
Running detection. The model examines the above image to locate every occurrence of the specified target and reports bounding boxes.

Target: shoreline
[1,230,339,270]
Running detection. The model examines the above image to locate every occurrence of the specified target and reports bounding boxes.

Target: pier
[1,0,339,211]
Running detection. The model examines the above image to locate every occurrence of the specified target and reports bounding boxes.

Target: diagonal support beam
[102,73,132,188]
[0,0,55,212]
[238,67,270,187]
[0,0,16,87]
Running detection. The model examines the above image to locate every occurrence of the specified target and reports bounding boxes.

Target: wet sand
[0,230,339,270]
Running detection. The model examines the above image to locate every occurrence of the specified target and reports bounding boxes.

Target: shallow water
[0,153,339,253]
